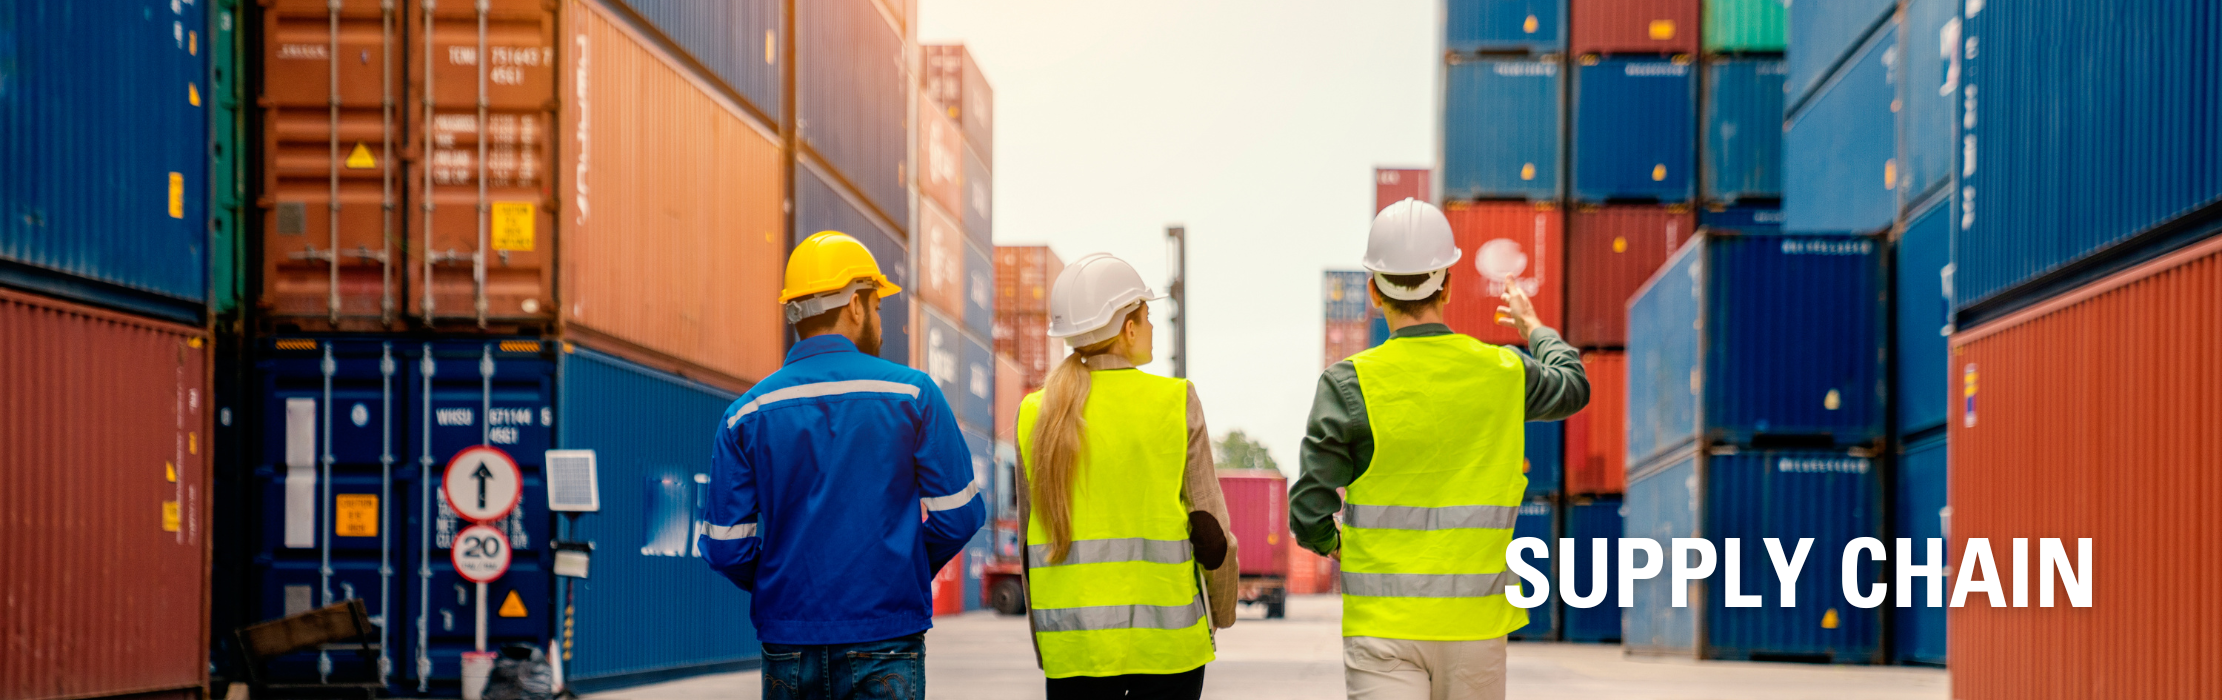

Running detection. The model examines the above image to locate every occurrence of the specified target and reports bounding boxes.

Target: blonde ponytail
[1028,308,1142,565]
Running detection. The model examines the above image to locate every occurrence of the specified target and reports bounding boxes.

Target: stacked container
[993,246,1064,391]
[1323,270,1374,367]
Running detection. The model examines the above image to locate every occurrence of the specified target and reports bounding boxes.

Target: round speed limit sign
[452,524,513,583]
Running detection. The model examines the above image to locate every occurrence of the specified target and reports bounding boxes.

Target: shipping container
[1626,233,1886,465]
[1441,56,1563,202]
[1219,470,1292,617]
[239,339,553,693]
[797,0,908,231]
[1572,57,1695,203]
[1570,0,1699,55]
[963,145,994,246]
[614,0,782,124]
[1508,498,1558,641]
[1445,0,1566,54]
[923,45,994,167]
[797,159,911,366]
[1702,0,1786,53]
[1325,318,1373,370]
[1524,420,1564,496]
[994,312,1054,390]
[1891,433,1947,667]
[1369,312,1392,348]
[1324,270,1372,322]
[931,558,964,616]
[1698,202,1785,234]
[1955,2,2222,317]
[1895,198,1952,434]
[960,429,996,612]
[211,0,248,317]
[963,241,996,341]
[1947,234,2222,699]
[919,98,966,219]
[916,201,969,320]
[1286,538,1338,596]
[961,333,996,433]
[1,0,210,322]
[1897,0,1958,208]
[1374,168,1433,213]
[1624,447,1883,663]
[1565,205,1693,347]
[1784,0,1895,107]
[1560,495,1623,643]
[993,354,1026,441]
[555,347,757,689]
[920,307,964,416]
[995,246,1062,315]
[1564,351,1626,495]
[1442,201,1565,347]
[1700,59,1786,203]
[0,289,209,700]
[1783,22,1899,235]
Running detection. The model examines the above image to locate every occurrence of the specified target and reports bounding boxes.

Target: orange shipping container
[1564,350,1626,494]
[916,201,968,319]
[1442,201,1565,347]
[1324,318,1371,369]
[994,354,1026,441]
[1947,235,2222,700]
[995,246,1063,315]
[995,312,1056,390]
[918,99,965,218]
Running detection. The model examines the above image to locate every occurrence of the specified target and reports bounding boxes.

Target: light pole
[1166,225,1187,379]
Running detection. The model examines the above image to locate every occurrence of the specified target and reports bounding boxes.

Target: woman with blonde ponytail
[1015,254,1237,699]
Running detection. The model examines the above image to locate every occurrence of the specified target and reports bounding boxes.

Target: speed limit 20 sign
[452,524,513,583]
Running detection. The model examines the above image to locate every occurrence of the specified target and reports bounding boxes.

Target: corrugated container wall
[1891,434,1948,667]
[1784,0,1895,106]
[963,146,994,245]
[1,0,209,322]
[1701,59,1785,203]
[615,0,782,124]
[1573,57,1694,203]
[1626,234,1885,465]
[995,246,1061,315]
[1570,0,1699,55]
[1325,319,1372,370]
[1324,270,1372,322]
[1895,199,1952,434]
[1443,202,1565,347]
[1445,0,1567,53]
[1218,471,1291,578]
[211,0,247,317]
[1947,235,2222,699]
[796,162,910,365]
[919,100,966,219]
[1560,495,1623,643]
[963,241,996,340]
[996,313,1053,390]
[920,308,965,412]
[1783,23,1899,235]
[1565,205,1692,347]
[1699,203,1784,234]
[1564,350,1626,495]
[1508,498,1558,641]
[1702,0,1786,53]
[0,290,209,700]
[558,348,758,685]
[1896,0,1958,208]
[1375,168,1432,213]
[1523,420,1564,495]
[961,334,996,432]
[1621,450,1699,655]
[798,0,909,230]
[916,202,968,320]
[923,45,994,167]
[1955,2,2222,314]
[564,1,787,384]
[1442,57,1563,202]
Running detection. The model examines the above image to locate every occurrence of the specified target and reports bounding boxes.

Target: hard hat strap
[783,280,876,324]
[1373,269,1447,301]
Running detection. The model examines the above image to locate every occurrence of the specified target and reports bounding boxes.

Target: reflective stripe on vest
[1340,333,1529,641]
[1017,369,1215,678]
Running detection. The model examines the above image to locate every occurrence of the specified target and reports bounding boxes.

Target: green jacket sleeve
[1290,361,1365,556]
[1522,327,1590,421]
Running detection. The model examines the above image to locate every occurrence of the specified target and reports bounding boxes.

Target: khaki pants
[1342,635,1506,700]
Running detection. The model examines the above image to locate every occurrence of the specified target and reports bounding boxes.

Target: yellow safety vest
[1017,369,1214,678]
[1340,333,1529,640]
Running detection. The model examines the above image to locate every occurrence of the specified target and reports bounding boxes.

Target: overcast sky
[920,1,1440,475]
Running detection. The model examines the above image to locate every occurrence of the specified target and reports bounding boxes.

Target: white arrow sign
[443,445,522,524]
[452,523,513,583]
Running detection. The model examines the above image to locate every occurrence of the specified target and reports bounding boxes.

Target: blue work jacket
[699,335,986,645]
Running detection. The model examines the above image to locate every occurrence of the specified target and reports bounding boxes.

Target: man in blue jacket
[700,231,986,700]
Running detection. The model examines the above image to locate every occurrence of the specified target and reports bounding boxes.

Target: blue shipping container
[1508,498,1558,641]
[1626,233,1886,465]
[798,0,908,230]
[1,0,210,321]
[1324,270,1371,322]
[1561,496,1623,643]
[1625,448,1884,663]
[1573,57,1695,203]
[964,240,995,339]
[1785,0,1896,107]
[557,348,759,688]
[1525,420,1564,496]
[964,145,993,245]
[1784,23,1900,235]
[1895,199,1952,434]
[1446,0,1566,53]
[1897,0,1959,206]
[961,429,995,612]
[1892,433,1948,666]
[618,0,783,125]
[1442,56,1563,201]
[1701,59,1786,202]
[961,331,995,433]
[920,306,963,411]
[246,339,555,692]
[1956,2,2222,313]
[1369,312,1392,347]
[1699,203,1784,234]
[795,161,910,366]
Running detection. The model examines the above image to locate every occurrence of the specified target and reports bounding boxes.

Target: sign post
[443,445,522,657]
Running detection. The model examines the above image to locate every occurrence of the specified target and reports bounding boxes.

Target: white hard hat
[1363,198,1462,300]
[1046,253,1164,347]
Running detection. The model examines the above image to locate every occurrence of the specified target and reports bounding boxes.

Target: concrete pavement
[584,594,1949,700]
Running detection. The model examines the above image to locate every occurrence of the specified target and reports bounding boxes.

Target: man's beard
[856,312,883,357]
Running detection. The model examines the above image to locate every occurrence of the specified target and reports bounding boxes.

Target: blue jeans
[760,633,925,700]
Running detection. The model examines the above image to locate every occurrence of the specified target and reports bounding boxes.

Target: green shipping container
[1704,0,1787,52]
[210,0,245,315]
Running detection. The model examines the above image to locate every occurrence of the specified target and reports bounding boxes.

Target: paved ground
[584,595,1949,700]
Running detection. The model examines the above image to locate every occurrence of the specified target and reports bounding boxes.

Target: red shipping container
[1,288,209,700]
[1285,539,1340,595]
[916,201,967,319]
[1566,205,1694,347]
[1375,167,1432,214]
[918,98,965,217]
[1947,235,2222,700]
[1324,318,1372,369]
[1217,470,1291,578]
[1442,201,1565,346]
[1571,0,1700,55]
[931,558,964,616]
[1564,350,1627,495]
[995,245,1063,315]
[994,312,1056,390]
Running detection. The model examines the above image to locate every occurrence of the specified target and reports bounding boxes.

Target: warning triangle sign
[346,143,376,169]
[498,590,528,618]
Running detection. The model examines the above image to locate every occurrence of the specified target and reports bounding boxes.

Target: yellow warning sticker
[162,501,181,533]
[1652,164,1668,181]
[1821,608,1841,629]
[492,202,536,251]
[1884,159,1899,189]
[1648,20,1675,40]
[335,494,379,537]
[190,31,197,55]
[166,462,178,483]
[1523,15,1539,34]
[498,590,528,618]
[189,82,200,106]
[1612,236,1628,253]
[1520,163,1537,181]
[346,143,376,169]
[190,431,198,454]
[168,172,185,218]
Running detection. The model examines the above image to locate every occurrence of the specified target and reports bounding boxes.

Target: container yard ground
[584,595,1948,700]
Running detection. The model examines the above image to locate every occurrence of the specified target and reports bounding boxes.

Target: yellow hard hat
[781,231,903,304]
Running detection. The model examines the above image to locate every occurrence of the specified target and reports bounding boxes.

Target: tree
[1215,429,1280,472]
